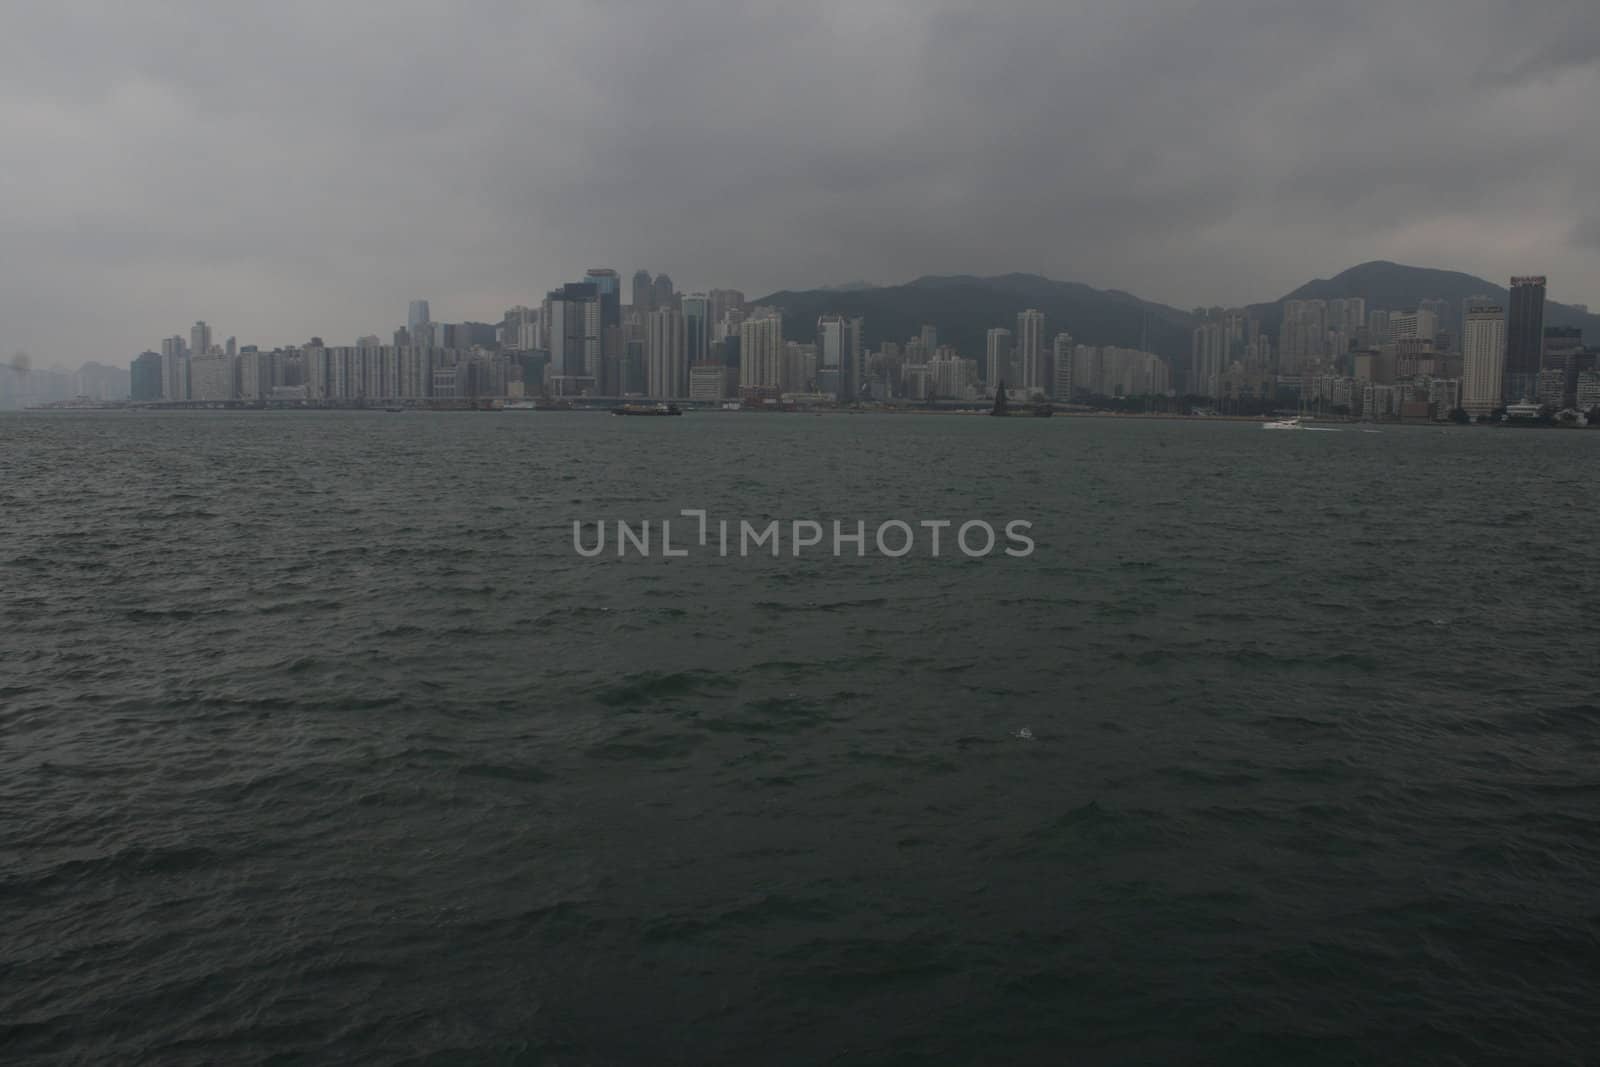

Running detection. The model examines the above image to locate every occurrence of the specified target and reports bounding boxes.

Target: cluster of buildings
[128,279,1171,408]
[1189,276,1599,420]
[123,267,1596,419]
[130,308,521,406]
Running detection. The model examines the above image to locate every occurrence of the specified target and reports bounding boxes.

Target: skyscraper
[1016,309,1046,393]
[586,269,623,391]
[1052,333,1074,399]
[1367,309,1391,345]
[816,314,861,401]
[546,282,599,394]
[190,321,213,359]
[652,273,676,310]
[1191,321,1226,399]
[846,317,863,401]
[408,300,431,340]
[585,269,620,322]
[708,289,746,330]
[631,270,654,311]
[985,328,1012,390]
[130,351,163,401]
[682,294,711,369]
[1462,304,1506,417]
[160,335,189,401]
[1504,276,1546,403]
[739,314,783,389]
[919,325,938,362]
[1278,299,1328,374]
[646,305,686,399]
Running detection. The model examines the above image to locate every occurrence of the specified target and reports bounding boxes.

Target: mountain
[756,261,1598,369]
[754,273,1196,365]
[1255,260,1600,338]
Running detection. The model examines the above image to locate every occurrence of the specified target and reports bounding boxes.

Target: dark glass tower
[682,294,710,367]
[1503,275,1546,403]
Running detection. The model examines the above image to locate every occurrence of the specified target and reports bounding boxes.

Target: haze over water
[3,412,1598,1064]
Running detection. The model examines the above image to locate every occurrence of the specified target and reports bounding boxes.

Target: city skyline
[20,256,1576,420]
[10,251,1600,420]
[4,2,1599,367]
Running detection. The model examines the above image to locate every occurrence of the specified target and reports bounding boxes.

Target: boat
[990,382,1009,417]
[384,405,406,413]
[612,402,682,417]
[1031,403,1054,417]
[502,400,538,411]
[1262,416,1304,430]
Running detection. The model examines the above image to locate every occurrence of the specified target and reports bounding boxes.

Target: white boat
[1262,416,1304,430]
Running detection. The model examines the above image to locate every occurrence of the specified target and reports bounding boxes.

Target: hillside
[757,262,1598,368]
[754,273,1197,366]
[1255,260,1600,337]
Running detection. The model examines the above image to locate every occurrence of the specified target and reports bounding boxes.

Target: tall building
[1051,333,1074,399]
[682,294,711,369]
[1279,299,1329,374]
[816,314,862,400]
[845,317,863,401]
[586,269,623,391]
[546,282,600,394]
[631,270,654,311]
[1367,309,1391,345]
[985,328,1012,390]
[708,289,746,330]
[1389,309,1439,342]
[190,321,213,359]
[1461,304,1506,417]
[189,353,236,402]
[652,273,676,310]
[739,314,783,389]
[1016,309,1046,393]
[1504,276,1546,403]
[160,335,189,401]
[130,351,163,401]
[1190,321,1226,399]
[408,300,431,339]
[646,306,686,399]
[586,269,621,328]
[1541,326,1584,410]
[919,325,938,363]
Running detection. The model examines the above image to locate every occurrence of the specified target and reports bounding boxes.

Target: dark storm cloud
[2,0,1596,365]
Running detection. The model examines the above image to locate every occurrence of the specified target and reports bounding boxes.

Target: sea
[2,410,1598,1065]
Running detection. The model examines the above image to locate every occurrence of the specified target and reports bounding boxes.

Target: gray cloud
[2,0,1597,366]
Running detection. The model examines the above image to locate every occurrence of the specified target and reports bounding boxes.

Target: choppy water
[3,411,1598,1065]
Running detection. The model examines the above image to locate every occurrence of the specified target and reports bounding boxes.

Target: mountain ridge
[756,261,1597,364]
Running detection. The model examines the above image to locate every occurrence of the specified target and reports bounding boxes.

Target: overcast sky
[4,0,1597,365]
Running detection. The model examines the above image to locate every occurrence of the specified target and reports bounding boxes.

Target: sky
[4,0,1598,366]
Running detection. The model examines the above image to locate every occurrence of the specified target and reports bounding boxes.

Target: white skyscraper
[646,306,686,399]
[1461,304,1506,417]
[985,328,1012,391]
[1052,332,1074,399]
[1389,309,1439,341]
[739,314,783,389]
[1016,309,1046,392]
